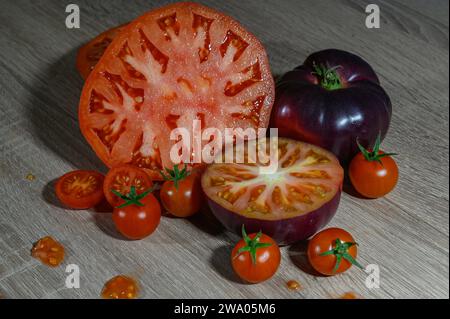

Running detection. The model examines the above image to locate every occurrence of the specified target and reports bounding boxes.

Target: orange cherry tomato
[231,227,280,283]
[55,170,105,209]
[307,228,362,276]
[160,165,202,218]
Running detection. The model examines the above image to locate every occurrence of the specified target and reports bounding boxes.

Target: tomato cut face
[103,165,153,207]
[79,2,275,179]
[55,170,105,209]
[76,24,128,80]
[202,138,344,220]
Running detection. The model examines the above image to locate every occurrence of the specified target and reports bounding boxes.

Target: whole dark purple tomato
[270,49,392,166]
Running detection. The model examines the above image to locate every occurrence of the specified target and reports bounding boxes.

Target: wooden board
[0,0,448,299]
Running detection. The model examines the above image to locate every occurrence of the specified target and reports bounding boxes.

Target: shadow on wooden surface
[209,245,242,284]
[188,205,226,237]
[26,48,106,172]
[42,178,66,209]
[288,240,327,277]
[93,212,123,240]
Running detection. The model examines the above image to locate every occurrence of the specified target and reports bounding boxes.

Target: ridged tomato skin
[206,191,341,245]
[270,49,392,166]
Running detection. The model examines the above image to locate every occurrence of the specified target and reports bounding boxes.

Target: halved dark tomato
[78,2,275,179]
[103,165,153,207]
[76,24,128,80]
[55,170,105,209]
[201,137,344,244]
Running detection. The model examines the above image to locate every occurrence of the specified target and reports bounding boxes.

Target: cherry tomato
[103,165,153,207]
[55,170,105,209]
[231,226,280,283]
[349,135,398,198]
[160,165,202,218]
[307,228,362,276]
[112,187,160,240]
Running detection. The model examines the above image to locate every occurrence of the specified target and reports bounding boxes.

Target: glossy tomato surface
[349,151,398,198]
[76,24,128,80]
[160,172,202,217]
[55,170,105,209]
[112,193,161,240]
[270,49,392,166]
[202,137,344,244]
[307,228,358,276]
[103,165,153,207]
[231,233,280,283]
[79,2,275,178]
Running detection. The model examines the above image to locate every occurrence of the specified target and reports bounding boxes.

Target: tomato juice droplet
[31,236,65,267]
[26,173,36,181]
[286,280,301,290]
[101,275,139,299]
[339,292,360,299]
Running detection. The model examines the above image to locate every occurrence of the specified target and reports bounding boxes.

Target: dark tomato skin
[231,233,281,283]
[349,150,399,198]
[160,172,202,218]
[307,228,357,276]
[270,49,392,166]
[55,170,105,209]
[112,194,161,240]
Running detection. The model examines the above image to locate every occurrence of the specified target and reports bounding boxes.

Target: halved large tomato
[201,137,344,244]
[76,24,128,80]
[78,2,275,180]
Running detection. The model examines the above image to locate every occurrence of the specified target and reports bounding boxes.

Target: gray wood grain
[0,0,448,299]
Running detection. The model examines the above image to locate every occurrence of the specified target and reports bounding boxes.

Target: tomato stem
[319,238,363,273]
[312,62,343,90]
[111,185,156,208]
[234,225,272,265]
[160,164,190,190]
[357,133,397,165]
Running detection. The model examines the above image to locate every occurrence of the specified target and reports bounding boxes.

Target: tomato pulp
[79,2,275,179]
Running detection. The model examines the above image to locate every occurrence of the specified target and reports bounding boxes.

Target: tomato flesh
[79,3,275,178]
[103,165,153,207]
[76,24,128,80]
[202,138,344,220]
[55,170,105,209]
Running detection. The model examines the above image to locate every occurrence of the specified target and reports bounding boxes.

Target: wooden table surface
[0,0,448,299]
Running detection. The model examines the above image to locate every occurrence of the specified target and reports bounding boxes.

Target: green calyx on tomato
[235,225,272,265]
[320,238,363,273]
[312,62,343,90]
[111,185,156,209]
[357,133,397,165]
[160,164,190,190]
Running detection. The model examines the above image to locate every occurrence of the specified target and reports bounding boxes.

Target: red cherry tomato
[307,228,362,276]
[112,187,161,240]
[231,226,280,283]
[103,165,153,207]
[349,136,398,198]
[160,165,202,218]
[55,170,105,209]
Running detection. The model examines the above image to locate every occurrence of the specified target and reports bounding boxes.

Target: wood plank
[0,0,448,298]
